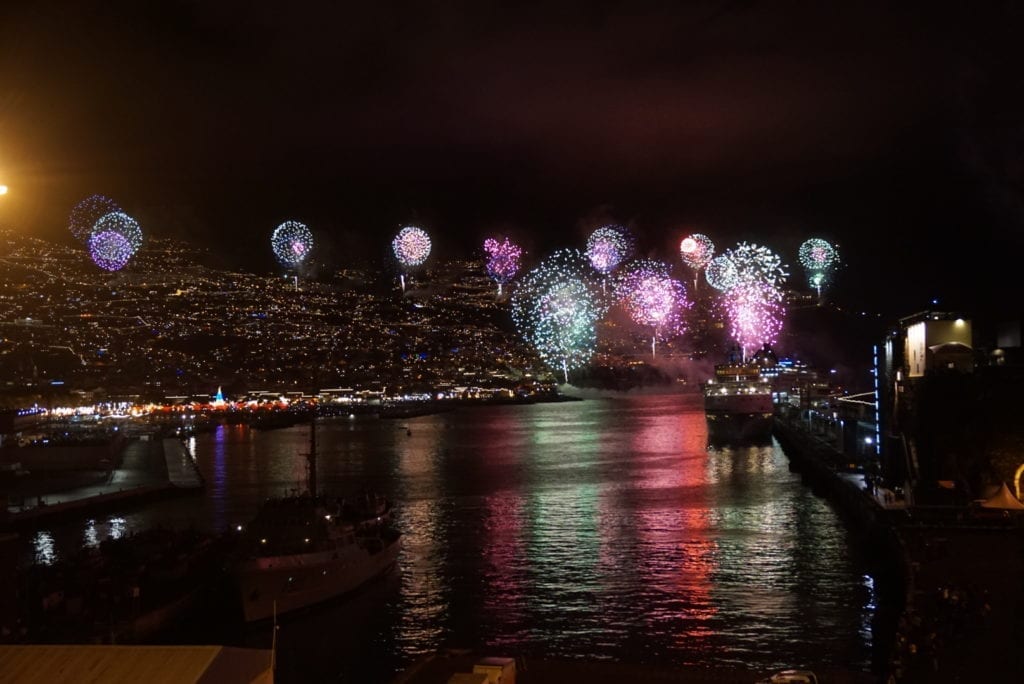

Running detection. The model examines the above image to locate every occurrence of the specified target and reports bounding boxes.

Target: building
[879,309,1024,505]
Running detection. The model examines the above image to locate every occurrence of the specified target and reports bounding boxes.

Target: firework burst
[93,211,144,253]
[614,259,691,357]
[68,195,121,244]
[705,255,739,291]
[88,230,134,271]
[724,280,785,359]
[483,237,523,296]
[271,221,314,269]
[724,242,789,289]
[511,248,603,382]
[585,224,634,277]
[798,238,837,271]
[392,226,431,267]
[392,225,431,290]
[679,233,715,271]
[798,238,838,296]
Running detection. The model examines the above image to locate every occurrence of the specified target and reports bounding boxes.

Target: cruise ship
[703,355,775,443]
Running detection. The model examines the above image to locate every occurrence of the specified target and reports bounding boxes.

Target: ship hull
[235,536,400,623]
[705,410,774,443]
[704,393,775,443]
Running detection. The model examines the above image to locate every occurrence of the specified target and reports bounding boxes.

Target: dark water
[24,394,887,682]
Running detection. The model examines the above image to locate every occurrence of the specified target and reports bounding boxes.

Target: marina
[2,396,887,682]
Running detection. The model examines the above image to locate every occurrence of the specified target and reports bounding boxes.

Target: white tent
[980,482,1024,510]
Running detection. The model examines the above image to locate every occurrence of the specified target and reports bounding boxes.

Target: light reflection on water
[24,394,881,682]
[32,531,57,566]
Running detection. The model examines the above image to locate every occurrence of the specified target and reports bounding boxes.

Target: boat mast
[307,412,318,497]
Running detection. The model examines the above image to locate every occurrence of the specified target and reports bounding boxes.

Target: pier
[772,416,1024,682]
[1,436,204,530]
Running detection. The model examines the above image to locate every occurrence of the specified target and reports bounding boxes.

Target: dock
[771,417,1024,682]
[1,436,203,530]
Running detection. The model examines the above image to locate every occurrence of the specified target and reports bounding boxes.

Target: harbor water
[20,393,892,682]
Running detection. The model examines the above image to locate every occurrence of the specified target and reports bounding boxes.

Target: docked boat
[703,357,775,443]
[232,418,401,623]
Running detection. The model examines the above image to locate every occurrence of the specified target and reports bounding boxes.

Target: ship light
[260,538,267,544]
[304,538,311,543]
[236,525,243,532]
[325,514,331,521]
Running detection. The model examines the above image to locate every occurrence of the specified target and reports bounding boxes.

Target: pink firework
[392,226,431,267]
[483,237,523,295]
[88,230,134,271]
[679,233,715,270]
[724,280,785,359]
[615,260,691,357]
[392,225,432,291]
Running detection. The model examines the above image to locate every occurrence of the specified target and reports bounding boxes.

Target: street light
[0,185,8,195]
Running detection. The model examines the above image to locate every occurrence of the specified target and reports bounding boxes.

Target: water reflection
[32,531,57,565]
[83,519,99,548]
[395,416,448,658]
[211,425,228,530]
[632,405,717,656]
[108,517,126,540]
[28,395,878,681]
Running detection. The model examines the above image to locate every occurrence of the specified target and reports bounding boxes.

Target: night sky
[2,1,1023,318]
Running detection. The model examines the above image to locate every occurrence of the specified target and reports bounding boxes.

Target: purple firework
[88,230,134,271]
[483,237,523,296]
[586,225,633,276]
[69,194,121,244]
[614,259,691,357]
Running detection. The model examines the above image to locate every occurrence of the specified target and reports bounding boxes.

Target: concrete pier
[1,436,202,530]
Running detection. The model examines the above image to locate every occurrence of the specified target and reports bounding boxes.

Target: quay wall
[773,421,900,536]
[772,419,910,678]
[0,436,125,471]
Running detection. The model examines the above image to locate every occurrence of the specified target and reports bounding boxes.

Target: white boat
[233,416,400,623]
[233,493,400,623]
[703,362,775,443]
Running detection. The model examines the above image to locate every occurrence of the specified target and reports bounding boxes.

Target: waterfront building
[879,309,1024,506]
